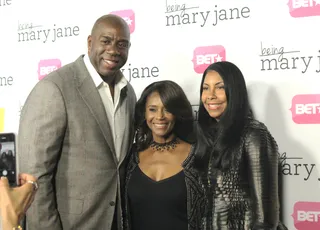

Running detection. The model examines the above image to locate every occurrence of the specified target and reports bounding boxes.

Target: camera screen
[0,141,16,185]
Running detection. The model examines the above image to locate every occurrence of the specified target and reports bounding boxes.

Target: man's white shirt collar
[83,54,127,89]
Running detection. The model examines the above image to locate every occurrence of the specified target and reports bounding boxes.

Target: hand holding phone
[0,133,18,187]
[0,174,37,230]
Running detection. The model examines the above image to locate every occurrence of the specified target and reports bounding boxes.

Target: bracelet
[13,226,22,230]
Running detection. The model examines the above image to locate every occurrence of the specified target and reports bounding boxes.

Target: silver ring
[27,180,39,191]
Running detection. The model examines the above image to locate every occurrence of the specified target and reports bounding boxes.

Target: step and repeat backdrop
[0,0,319,229]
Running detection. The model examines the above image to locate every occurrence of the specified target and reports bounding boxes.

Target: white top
[83,54,128,161]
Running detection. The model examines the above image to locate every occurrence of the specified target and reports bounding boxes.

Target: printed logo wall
[1,0,320,229]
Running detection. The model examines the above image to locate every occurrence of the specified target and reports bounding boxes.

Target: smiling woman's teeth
[208,104,221,109]
[154,124,167,128]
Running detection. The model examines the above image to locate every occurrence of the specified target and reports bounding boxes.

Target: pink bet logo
[110,9,135,34]
[192,46,226,74]
[287,0,320,17]
[38,59,61,80]
[292,202,320,230]
[289,94,320,124]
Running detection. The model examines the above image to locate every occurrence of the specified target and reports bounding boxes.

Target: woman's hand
[0,173,38,230]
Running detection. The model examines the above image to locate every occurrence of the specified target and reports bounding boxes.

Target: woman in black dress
[123,80,207,230]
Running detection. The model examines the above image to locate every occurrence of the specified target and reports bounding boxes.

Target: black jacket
[206,119,288,230]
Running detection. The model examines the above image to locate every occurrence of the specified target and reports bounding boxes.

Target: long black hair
[134,80,195,151]
[195,61,253,171]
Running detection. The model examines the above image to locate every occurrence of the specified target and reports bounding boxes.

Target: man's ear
[87,35,92,55]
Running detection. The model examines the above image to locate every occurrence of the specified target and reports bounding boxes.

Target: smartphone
[0,133,18,187]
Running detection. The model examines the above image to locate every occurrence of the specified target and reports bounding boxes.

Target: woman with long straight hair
[195,61,287,230]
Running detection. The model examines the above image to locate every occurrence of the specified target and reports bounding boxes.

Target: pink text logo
[292,201,320,229]
[38,59,61,80]
[287,0,320,18]
[192,45,226,74]
[290,94,320,124]
[110,9,135,34]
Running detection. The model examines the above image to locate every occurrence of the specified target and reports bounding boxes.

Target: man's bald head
[91,14,130,38]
